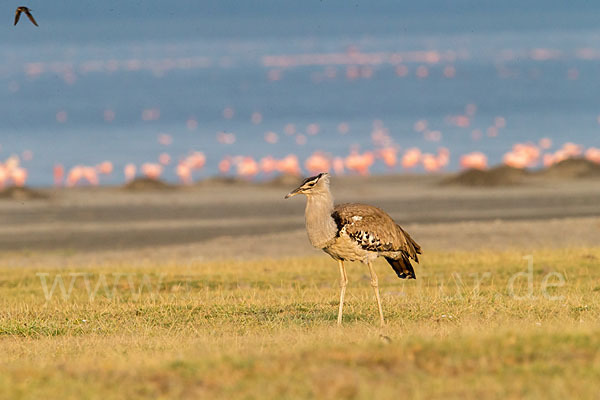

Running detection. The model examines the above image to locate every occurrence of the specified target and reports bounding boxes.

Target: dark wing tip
[397,273,416,279]
[25,11,38,26]
[385,256,417,279]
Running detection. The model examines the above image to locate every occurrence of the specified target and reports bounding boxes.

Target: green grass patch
[1,248,599,399]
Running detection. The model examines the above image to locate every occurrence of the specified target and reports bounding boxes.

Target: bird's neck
[304,190,337,249]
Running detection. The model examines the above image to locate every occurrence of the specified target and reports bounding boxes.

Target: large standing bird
[14,6,38,27]
[285,172,421,325]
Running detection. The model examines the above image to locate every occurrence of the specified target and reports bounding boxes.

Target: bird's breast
[322,233,373,262]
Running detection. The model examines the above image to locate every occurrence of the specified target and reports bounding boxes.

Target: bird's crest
[284,172,329,198]
[300,172,328,186]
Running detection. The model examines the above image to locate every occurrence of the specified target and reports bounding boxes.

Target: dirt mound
[442,165,529,187]
[263,174,303,187]
[0,186,48,200]
[196,176,250,186]
[538,158,600,179]
[123,177,174,191]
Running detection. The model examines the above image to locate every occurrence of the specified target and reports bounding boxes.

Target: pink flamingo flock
[3,97,600,188]
[0,155,27,189]
[4,46,600,188]
[3,133,600,188]
[3,99,600,188]
[18,45,600,85]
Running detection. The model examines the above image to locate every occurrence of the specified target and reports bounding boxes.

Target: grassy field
[1,248,600,399]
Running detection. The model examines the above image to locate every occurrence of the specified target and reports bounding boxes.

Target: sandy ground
[0,174,599,263]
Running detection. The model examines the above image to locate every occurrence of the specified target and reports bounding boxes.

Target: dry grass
[1,248,600,399]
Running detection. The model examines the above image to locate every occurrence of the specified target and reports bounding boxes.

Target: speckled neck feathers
[304,189,338,249]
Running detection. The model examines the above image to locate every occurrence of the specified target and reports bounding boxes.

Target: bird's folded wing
[332,203,420,260]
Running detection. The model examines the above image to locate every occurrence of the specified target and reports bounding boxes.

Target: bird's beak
[284,188,300,199]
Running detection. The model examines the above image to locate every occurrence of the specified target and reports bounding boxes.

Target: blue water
[1,1,600,185]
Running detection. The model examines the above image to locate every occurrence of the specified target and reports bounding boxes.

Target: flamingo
[422,153,440,172]
[186,118,198,130]
[218,158,232,174]
[503,143,540,168]
[305,152,331,175]
[402,148,422,169]
[443,65,456,78]
[158,153,171,166]
[157,133,173,146]
[436,147,450,168]
[97,161,113,175]
[378,147,397,169]
[236,157,259,178]
[460,152,488,170]
[124,164,136,182]
[83,167,99,185]
[543,154,556,167]
[10,167,27,187]
[503,152,530,169]
[251,112,263,125]
[345,150,374,175]
[65,166,98,187]
[53,164,64,186]
[260,156,278,175]
[585,148,600,164]
[176,163,192,184]
[141,163,163,180]
[539,138,553,150]
[332,157,345,175]
[66,166,83,187]
[277,154,301,176]
[306,123,320,136]
[337,122,349,134]
[222,107,234,119]
[264,131,279,144]
[0,165,7,189]
[562,142,583,157]
[186,151,206,170]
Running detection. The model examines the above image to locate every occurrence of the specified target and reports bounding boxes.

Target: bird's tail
[385,256,416,279]
[397,225,422,262]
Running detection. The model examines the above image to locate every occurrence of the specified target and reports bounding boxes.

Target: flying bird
[14,6,38,27]
[285,173,421,325]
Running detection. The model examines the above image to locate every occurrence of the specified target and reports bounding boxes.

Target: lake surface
[1,2,599,185]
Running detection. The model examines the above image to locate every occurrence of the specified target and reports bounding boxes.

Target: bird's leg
[367,261,385,326]
[337,260,348,325]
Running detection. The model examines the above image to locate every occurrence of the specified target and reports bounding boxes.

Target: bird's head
[285,172,330,199]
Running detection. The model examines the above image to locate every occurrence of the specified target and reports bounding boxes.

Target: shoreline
[0,174,598,256]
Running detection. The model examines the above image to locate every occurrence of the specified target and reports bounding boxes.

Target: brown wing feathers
[25,9,38,27]
[333,203,421,279]
[397,225,421,261]
[14,7,38,27]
